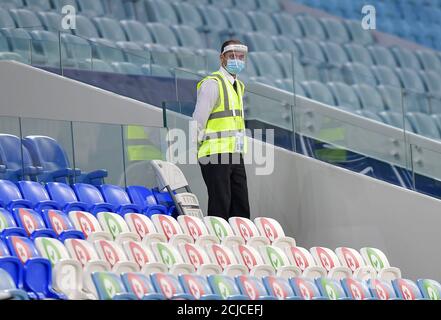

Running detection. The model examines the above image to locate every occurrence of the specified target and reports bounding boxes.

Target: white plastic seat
[178,243,222,276]
[94,239,139,274]
[206,244,249,277]
[121,240,168,274]
[336,247,377,281]
[232,244,275,278]
[360,247,401,281]
[124,213,167,245]
[151,214,193,246]
[228,217,270,249]
[97,212,140,245]
[177,215,219,247]
[310,247,353,280]
[204,216,245,248]
[254,217,296,250]
[151,242,195,275]
[285,246,327,279]
[68,211,112,242]
[259,245,302,279]
[65,238,111,298]
[35,237,90,300]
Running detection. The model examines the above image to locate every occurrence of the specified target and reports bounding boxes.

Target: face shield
[222,44,248,75]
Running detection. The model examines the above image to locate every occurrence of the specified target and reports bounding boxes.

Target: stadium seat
[391,47,422,70]
[248,52,283,79]
[314,277,352,300]
[368,46,399,68]
[96,212,140,244]
[17,181,61,213]
[144,0,179,25]
[124,213,167,245]
[92,17,127,42]
[121,240,167,274]
[223,8,255,33]
[196,4,230,33]
[36,12,62,32]
[76,0,106,16]
[121,272,165,300]
[178,243,222,275]
[320,42,350,67]
[92,272,137,300]
[177,215,219,247]
[228,217,270,248]
[262,276,301,300]
[301,81,336,106]
[71,15,100,39]
[289,277,328,300]
[0,28,31,63]
[344,20,374,45]
[285,246,327,279]
[0,208,27,238]
[6,236,66,299]
[243,33,276,52]
[111,61,144,75]
[419,71,441,95]
[371,65,402,87]
[272,13,303,38]
[335,247,377,281]
[340,278,376,300]
[171,25,205,48]
[207,274,248,300]
[146,23,179,47]
[247,11,279,35]
[342,62,377,86]
[344,43,375,65]
[120,20,153,45]
[296,15,327,41]
[392,279,427,300]
[68,211,112,242]
[352,84,387,112]
[205,244,248,276]
[72,183,116,215]
[255,0,281,12]
[0,268,28,300]
[360,247,401,281]
[378,111,414,131]
[151,214,193,246]
[395,68,426,93]
[0,134,42,182]
[126,186,170,216]
[0,8,16,28]
[12,208,57,240]
[0,180,33,211]
[115,41,149,65]
[354,109,383,122]
[99,184,142,215]
[310,247,352,280]
[9,9,42,29]
[40,209,85,242]
[94,239,138,274]
[179,274,222,300]
[406,112,440,139]
[271,35,298,53]
[235,275,277,300]
[320,18,350,43]
[45,182,90,213]
[51,0,78,12]
[151,272,194,300]
[172,2,204,29]
[60,33,92,68]
[252,217,295,250]
[295,38,327,65]
[327,82,362,111]
[90,38,126,63]
[34,237,89,299]
[416,50,441,71]
[204,216,244,248]
[64,238,111,297]
[232,244,275,277]
[259,245,301,278]
[417,279,441,300]
[151,242,195,275]
[367,278,401,300]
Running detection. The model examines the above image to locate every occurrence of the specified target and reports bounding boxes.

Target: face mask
[225,59,245,75]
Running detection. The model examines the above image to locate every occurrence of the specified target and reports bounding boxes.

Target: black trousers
[199,153,251,219]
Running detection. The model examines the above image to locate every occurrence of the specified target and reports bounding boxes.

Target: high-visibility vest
[197,71,247,159]
[126,125,163,161]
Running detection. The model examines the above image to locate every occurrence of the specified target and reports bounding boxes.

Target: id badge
[234,132,244,153]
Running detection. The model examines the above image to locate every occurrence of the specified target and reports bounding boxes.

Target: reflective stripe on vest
[197,71,247,159]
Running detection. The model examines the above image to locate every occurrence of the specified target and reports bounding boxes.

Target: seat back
[100,184,132,206]
[234,245,265,271]
[315,277,348,300]
[151,214,183,241]
[92,272,131,300]
[126,186,160,209]
[13,208,47,236]
[0,134,35,175]
[18,181,53,206]
[417,279,441,300]
[34,237,70,265]
[0,208,19,230]
[0,268,20,292]
[97,212,130,239]
[68,211,104,238]
[64,239,100,266]
[93,17,127,41]
[94,240,128,267]
[45,182,79,206]
[152,242,184,267]
[124,213,158,239]
[360,247,392,271]
[228,217,261,242]
[122,241,157,268]
[150,160,189,191]
[206,244,238,269]
[367,279,397,300]
[310,247,343,271]
[0,179,25,204]
[335,247,366,272]
[42,210,77,236]
[179,243,212,268]
[7,236,40,263]
[254,217,287,242]
[259,245,290,270]
[208,274,242,299]
[204,216,235,241]
[73,183,106,205]
[290,277,324,300]
[341,278,372,300]
[122,272,158,299]
[392,279,423,300]
[236,275,270,300]
[177,215,210,241]
[22,136,70,171]
[262,276,296,300]
[151,272,186,299]
[286,246,318,271]
[179,274,216,300]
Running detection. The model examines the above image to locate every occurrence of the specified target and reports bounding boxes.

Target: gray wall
[2,61,441,281]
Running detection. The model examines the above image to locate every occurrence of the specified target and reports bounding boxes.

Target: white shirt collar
[219,66,236,85]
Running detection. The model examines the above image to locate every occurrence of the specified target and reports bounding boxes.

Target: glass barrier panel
[410,143,441,199]
[0,116,26,182]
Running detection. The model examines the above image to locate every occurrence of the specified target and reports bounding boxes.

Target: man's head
[220,39,248,76]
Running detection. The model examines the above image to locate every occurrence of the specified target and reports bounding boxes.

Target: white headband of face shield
[222,44,248,55]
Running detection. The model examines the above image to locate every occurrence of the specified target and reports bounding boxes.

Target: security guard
[192,39,251,219]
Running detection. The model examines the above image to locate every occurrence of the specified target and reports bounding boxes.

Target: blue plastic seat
[179,274,222,300]
[36,12,63,32]
[121,272,165,300]
[223,8,255,32]
[92,17,127,42]
[320,41,349,67]
[106,0,133,19]
[344,43,375,65]
[172,46,205,72]
[327,82,361,110]
[233,0,257,11]
[247,11,279,35]
[207,275,248,300]
[99,184,142,215]
[289,277,328,300]
[0,28,31,63]
[0,8,16,28]
[29,30,67,67]
[141,63,173,78]
[295,38,326,65]
[0,134,42,182]
[391,47,422,70]
[60,33,92,68]
[273,52,302,80]
[395,68,426,93]
[196,5,229,32]
[392,279,427,300]
[417,279,441,300]
[51,0,78,12]
[315,277,352,300]
[406,112,440,139]
[0,208,27,238]
[92,272,137,300]
[76,0,106,16]
[12,208,57,239]
[416,50,441,71]
[295,15,327,41]
[0,268,29,300]
[146,23,179,47]
[301,81,336,106]
[17,181,61,213]
[377,85,404,112]
[368,46,398,68]
[171,25,205,48]
[126,185,170,217]
[172,2,204,29]
[352,84,386,112]
[341,278,376,300]
[235,275,277,300]
[255,0,281,12]
[0,180,33,211]
[378,111,414,131]
[210,0,234,8]
[243,32,276,52]
[115,42,148,65]
[22,136,82,184]
[120,20,154,45]
[248,52,284,78]
[72,183,116,215]
[9,9,42,29]
[419,71,441,95]
[197,48,219,72]
[45,182,90,212]
[342,62,377,86]
[144,43,179,69]
[144,0,179,24]
[344,20,374,45]
[320,18,350,44]
[0,239,24,296]
[272,13,303,38]
[271,35,298,52]
[71,15,100,39]
[371,65,401,87]
[151,273,194,300]
[22,0,51,11]
[261,276,301,300]
[40,209,85,242]
[6,236,66,299]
